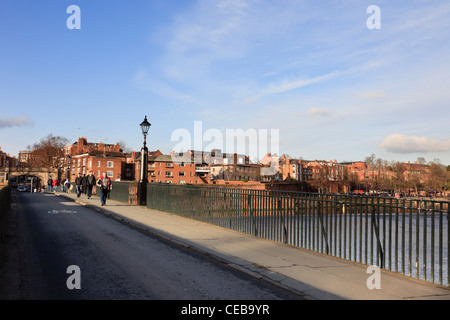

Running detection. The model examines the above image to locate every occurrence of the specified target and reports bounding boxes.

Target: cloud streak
[0,116,31,129]
[378,134,450,154]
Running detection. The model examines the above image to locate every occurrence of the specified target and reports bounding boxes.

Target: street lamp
[138,116,151,206]
[66,155,71,181]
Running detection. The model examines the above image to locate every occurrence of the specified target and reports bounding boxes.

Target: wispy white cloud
[378,134,450,154]
[361,92,387,100]
[307,107,330,117]
[256,71,340,98]
[131,68,195,104]
[0,116,31,129]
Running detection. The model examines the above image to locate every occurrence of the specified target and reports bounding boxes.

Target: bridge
[2,167,59,188]
[1,181,449,301]
[102,182,449,288]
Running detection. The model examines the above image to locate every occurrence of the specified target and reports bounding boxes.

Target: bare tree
[428,159,446,196]
[27,134,69,168]
[117,140,133,153]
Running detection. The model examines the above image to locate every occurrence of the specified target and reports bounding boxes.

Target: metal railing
[146,184,449,287]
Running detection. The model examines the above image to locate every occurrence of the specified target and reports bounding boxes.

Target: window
[97,171,100,177]
[78,159,81,167]
[179,172,185,176]
[97,161,101,167]
[83,158,86,166]
[89,160,92,168]
[107,171,113,178]
[107,161,114,168]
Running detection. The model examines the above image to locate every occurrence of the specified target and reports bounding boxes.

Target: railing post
[317,201,329,255]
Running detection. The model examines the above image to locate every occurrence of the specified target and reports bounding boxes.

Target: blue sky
[1,0,449,165]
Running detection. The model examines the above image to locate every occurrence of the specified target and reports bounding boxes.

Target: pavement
[55,191,450,300]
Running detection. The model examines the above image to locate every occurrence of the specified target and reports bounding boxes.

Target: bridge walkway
[54,191,449,300]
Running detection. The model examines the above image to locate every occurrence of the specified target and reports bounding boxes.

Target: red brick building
[0,146,18,168]
[69,150,126,181]
[260,153,304,182]
[63,137,127,181]
[148,154,210,184]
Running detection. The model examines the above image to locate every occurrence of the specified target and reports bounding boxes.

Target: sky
[1,0,449,165]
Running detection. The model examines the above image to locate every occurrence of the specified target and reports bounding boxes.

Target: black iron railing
[146,184,449,287]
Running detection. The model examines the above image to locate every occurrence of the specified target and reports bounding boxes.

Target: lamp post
[138,116,151,206]
[66,155,71,181]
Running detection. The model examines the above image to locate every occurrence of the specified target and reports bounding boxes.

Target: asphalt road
[0,190,303,300]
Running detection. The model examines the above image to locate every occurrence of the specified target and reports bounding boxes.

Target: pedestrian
[86,170,96,199]
[64,178,71,193]
[47,177,53,192]
[75,172,83,198]
[52,178,58,192]
[81,174,87,196]
[96,172,112,206]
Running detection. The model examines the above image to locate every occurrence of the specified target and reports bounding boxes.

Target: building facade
[63,137,127,181]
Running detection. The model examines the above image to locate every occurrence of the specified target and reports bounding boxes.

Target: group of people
[47,177,74,193]
[47,171,113,206]
[74,171,97,199]
[47,177,60,193]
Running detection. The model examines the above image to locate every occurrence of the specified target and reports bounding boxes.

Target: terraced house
[63,137,127,181]
[148,154,209,185]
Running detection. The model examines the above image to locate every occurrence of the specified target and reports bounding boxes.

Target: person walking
[52,178,58,192]
[75,172,83,198]
[81,174,88,196]
[86,170,96,199]
[64,178,71,193]
[47,177,53,192]
[96,172,112,206]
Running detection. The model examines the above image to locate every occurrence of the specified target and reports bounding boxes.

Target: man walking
[47,177,53,192]
[96,172,112,206]
[75,172,83,198]
[86,171,96,199]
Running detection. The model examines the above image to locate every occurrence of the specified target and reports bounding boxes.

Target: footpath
[56,191,450,300]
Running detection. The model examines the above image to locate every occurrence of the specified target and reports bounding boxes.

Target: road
[0,190,303,300]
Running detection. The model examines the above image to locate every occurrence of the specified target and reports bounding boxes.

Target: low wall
[0,186,11,245]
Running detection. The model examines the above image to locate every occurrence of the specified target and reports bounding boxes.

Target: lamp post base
[138,181,147,206]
